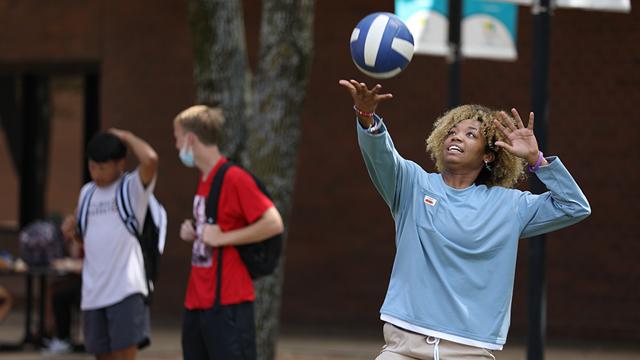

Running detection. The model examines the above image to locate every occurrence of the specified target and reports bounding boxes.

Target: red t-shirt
[184,157,273,309]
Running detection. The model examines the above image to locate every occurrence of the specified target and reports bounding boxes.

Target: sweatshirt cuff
[356,114,386,135]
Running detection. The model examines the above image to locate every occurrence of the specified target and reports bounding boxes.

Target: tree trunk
[188,1,315,359]
[245,2,314,359]
[188,0,250,159]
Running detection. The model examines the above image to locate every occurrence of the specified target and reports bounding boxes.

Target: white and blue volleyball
[350,12,415,79]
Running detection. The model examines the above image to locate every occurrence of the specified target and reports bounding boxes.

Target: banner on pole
[396,0,519,61]
[396,0,449,56]
[491,0,631,12]
[463,1,519,60]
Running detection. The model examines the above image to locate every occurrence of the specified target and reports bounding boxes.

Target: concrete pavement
[1,311,638,360]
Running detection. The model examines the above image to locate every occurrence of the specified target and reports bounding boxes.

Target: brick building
[0,0,638,344]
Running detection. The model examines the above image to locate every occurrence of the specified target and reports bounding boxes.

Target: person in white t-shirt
[62,129,158,360]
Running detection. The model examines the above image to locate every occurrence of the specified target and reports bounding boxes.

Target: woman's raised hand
[493,109,542,165]
[338,79,393,114]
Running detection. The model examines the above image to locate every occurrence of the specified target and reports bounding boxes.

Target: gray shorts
[83,293,150,355]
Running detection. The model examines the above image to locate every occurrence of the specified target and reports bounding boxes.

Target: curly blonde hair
[425,104,526,188]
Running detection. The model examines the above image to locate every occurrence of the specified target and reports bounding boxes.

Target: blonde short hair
[425,104,526,188]
[174,105,225,145]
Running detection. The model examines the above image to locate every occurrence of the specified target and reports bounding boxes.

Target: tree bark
[188,1,315,359]
[188,0,250,159]
[246,2,314,359]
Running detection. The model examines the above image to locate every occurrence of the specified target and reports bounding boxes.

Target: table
[0,266,70,351]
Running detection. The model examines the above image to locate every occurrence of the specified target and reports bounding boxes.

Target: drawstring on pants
[426,336,440,360]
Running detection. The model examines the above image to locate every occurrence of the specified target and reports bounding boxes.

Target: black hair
[86,132,127,162]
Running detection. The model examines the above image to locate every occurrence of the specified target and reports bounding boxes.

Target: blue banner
[395,0,519,60]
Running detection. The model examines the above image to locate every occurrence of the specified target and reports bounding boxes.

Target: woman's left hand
[493,109,543,166]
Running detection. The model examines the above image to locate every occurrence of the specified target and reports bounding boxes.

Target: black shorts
[182,302,256,360]
[83,293,150,355]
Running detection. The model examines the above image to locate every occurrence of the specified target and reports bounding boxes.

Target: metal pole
[448,0,462,108]
[19,74,49,229]
[83,73,100,183]
[528,0,551,359]
[23,274,33,346]
[37,274,46,347]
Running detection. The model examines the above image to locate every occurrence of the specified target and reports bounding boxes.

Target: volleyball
[350,12,415,79]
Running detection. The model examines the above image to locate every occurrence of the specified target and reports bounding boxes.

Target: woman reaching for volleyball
[339,79,590,360]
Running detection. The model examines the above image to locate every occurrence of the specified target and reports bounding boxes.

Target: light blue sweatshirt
[357,119,591,348]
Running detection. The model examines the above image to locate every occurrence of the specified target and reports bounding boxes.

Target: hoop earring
[484,160,492,172]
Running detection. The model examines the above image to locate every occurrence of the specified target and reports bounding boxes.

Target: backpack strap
[119,172,166,254]
[148,195,167,254]
[115,172,161,302]
[205,162,233,225]
[205,161,233,308]
[116,173,141,237]
[77,183,97,237]
[214,242,224,308]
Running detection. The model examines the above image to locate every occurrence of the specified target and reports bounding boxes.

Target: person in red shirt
[173,105,284,360]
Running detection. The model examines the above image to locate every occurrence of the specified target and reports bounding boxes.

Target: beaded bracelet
[527,151,544,173]
[353,105,374,118]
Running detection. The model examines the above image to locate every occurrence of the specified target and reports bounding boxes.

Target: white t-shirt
[78,169,156,310]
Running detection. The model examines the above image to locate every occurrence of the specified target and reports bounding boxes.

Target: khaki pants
[376,323,496,360]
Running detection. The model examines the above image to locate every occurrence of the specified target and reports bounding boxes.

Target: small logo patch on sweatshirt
[424,195,437,206]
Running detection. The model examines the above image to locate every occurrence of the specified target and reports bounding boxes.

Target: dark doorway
[0,65,99,231]
[0,64,99,348]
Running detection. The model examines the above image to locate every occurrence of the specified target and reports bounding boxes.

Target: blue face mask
[179,144,195,168]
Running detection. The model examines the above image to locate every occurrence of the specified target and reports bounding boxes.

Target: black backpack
[77,173,167,303]
[206,162,282,279]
